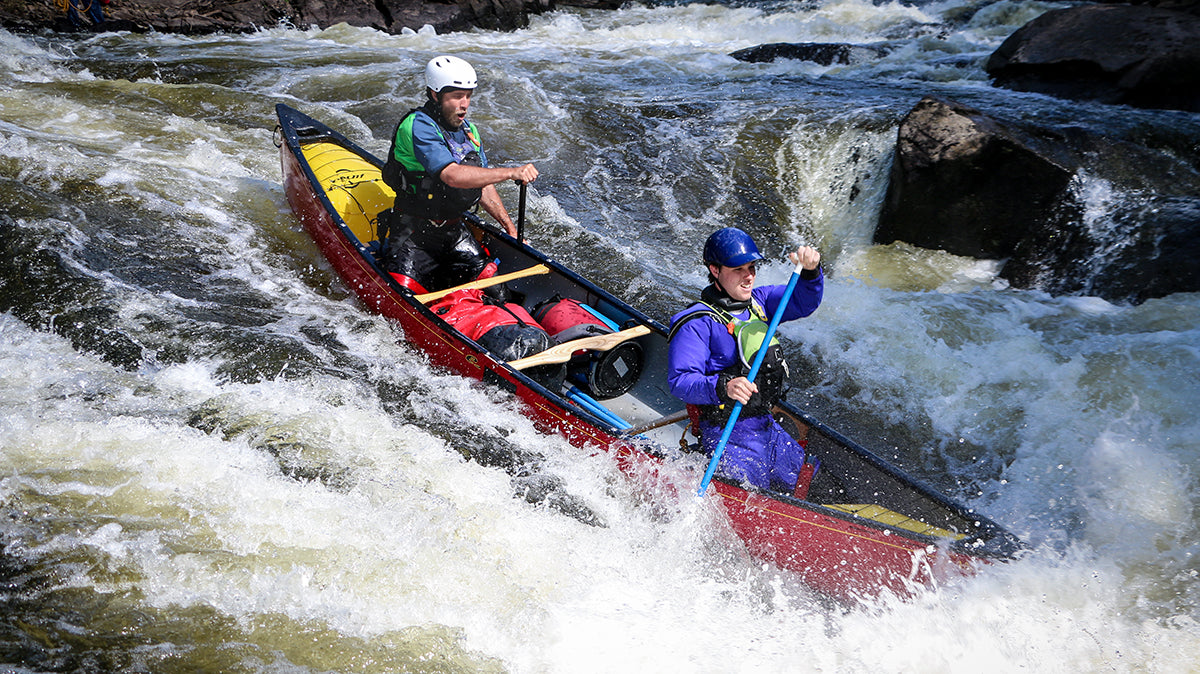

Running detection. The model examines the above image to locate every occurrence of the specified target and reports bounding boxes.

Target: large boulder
[875,96,1200,303]
[875,96,1076,260]
[985,4,1200,113]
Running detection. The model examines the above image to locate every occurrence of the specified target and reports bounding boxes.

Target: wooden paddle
[619,409,689,437]
[508,324,651,370]
[414,264,550,303]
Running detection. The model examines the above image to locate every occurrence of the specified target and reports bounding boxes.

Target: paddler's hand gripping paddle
[697,256,807,496]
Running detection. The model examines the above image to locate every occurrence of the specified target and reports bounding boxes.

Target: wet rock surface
[0,0,568,34]
[875,97,1200,304]
[985,3,1200,113]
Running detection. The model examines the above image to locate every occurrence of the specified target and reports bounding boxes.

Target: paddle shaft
[619,408,689,438]
[697,260,805,496]
[414,264,549,303]
[517,181,527,241]
[508,324,650,370]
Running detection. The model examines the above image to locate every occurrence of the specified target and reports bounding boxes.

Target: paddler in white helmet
[379,55,538,294]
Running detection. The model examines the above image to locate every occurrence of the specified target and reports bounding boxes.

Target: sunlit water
[2,1,1199,671]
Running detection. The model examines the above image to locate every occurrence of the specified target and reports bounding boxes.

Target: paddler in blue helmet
[667,227,823,493]
[380,55,539,293]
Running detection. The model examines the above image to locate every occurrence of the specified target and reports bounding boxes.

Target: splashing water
[2,1,1199,670]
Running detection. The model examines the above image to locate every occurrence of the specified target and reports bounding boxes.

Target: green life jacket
[382,104,483,220]
[668,298,790,423]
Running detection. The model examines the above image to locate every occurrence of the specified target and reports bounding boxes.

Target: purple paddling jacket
[667,270,824,407]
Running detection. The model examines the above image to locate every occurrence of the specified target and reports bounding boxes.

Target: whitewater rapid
[2,1,1199,671]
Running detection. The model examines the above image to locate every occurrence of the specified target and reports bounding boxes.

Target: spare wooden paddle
[414,264,550,303]
[619,409,689,438]
[508,324,651,370]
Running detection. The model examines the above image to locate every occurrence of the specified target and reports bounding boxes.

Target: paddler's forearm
[479,184,518,237]
[440,162,537,190]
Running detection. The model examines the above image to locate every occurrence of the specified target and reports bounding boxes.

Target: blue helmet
[703,227,764,268]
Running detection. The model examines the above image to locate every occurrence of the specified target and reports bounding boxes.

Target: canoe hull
[275,104,1020,605]
[278,130,622,451]
[717,483,973,600]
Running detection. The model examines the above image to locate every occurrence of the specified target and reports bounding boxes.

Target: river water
[2,1,1199,671]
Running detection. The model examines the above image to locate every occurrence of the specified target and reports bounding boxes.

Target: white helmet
[425,55,477,93]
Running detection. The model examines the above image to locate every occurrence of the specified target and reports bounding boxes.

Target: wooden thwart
[415,264,550,303]
[509,325,651,370]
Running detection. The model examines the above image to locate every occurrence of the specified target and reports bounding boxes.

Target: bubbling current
[2,0,1200,671]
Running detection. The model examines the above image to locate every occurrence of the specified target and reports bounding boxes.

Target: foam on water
[2,1,1200,669]
[0,314,813,671]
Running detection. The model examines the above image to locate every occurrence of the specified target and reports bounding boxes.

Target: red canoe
[274,103,1022,604]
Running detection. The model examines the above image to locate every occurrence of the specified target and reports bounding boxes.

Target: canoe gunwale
[276,106,626,431]
[274,103,1024,600]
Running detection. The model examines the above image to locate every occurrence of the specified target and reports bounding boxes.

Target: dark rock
[985,4,1200,113]
[376,0,540,33]
[875,96,1200,303]
[1005,195,1200,304]
[0,0,556,35]
[1093,0,1200,17]
[297,0,392,31]
[876,96,1076,260]
[556,0,621,7]
[730,42,889,66]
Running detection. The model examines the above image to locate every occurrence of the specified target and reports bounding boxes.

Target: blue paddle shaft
[697,261,805,496]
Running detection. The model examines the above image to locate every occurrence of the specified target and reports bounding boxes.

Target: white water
[2,1,1199,671]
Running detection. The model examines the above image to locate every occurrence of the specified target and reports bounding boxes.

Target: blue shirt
[409,110,489,176]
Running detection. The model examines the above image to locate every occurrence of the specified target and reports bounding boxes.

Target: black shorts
[379,213,489,291]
